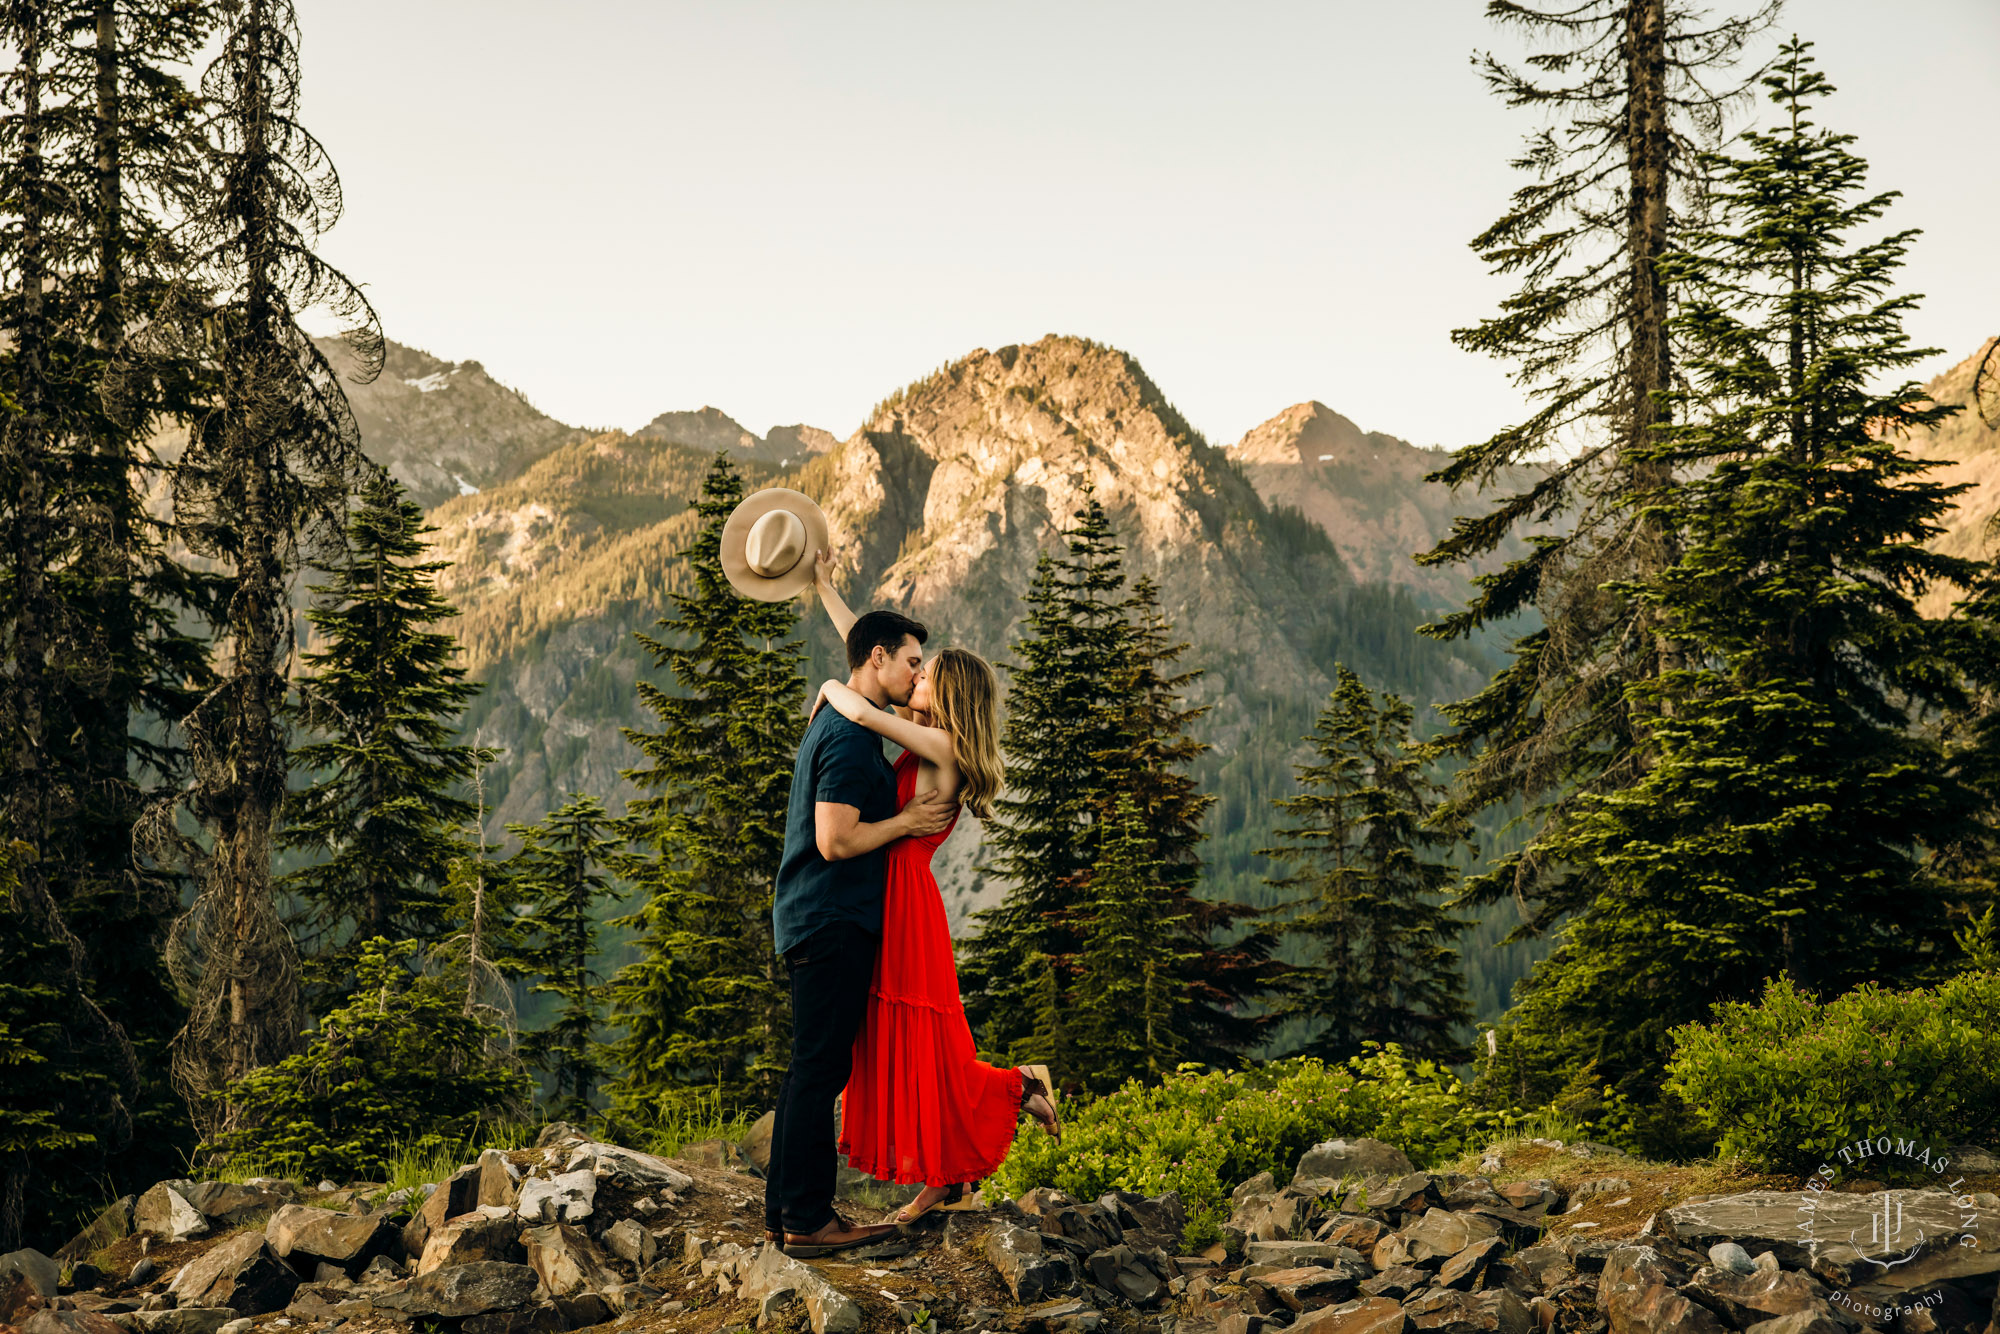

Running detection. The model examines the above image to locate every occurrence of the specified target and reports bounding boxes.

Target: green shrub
[206,939,533,1183]
[988,1045,1515,1249]
[1664,971,2000,1175]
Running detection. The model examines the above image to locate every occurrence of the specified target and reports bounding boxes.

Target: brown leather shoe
[782,1209,899,1258]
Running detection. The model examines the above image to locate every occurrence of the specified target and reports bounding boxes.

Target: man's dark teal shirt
[773,705,897,955]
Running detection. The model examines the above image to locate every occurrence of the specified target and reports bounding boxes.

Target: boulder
[57,1198,137,1263]
[1320,1216,1389,1252]
[476,1150,520,1209]
[1082,1245,1169,1306]
[521,1224,618,1297]
[600,1219,655,1270]
[1237,1189,1318,1243]
[405,1162,483,1255]
[0,1251,60,1300]
[1400,1210,1502,1266]
[558,1142,692,1194]
[166,1233,298,1316]
[985,1224,1074,1305]
[22,1311,126,1334]
[1740,1314,1846,1334]
[1683,1265,1840,1329]
[1461,1204,1552,1249]
[1441,1179,1509,1212]
[262,1204,395,1276]
[1233,1173,1280,1207]
[181,1184,287,1230]
[1404,1289,1533,1333]
[1370,1174,1445,1219]
[1493,1181,1560,1216]
[1245,1240,1364,1269]
[1359,1266,1427,1301]
[1597,1245,1725,1334]
[1436,1237,1506,1291]
[1046,1203,1124,1252]
[1096,1191,1185,1252]
[133,1184,207,1243]
[740,1110,776,1173]
[516,1171,597,1226]
[1507,1243,1572,1292]
[1708,1242,1756,1275]
[461,1307,565,1334]
[1248,1264,1362,1311]
[377,1262,539,1319]
[1290,1297,1411,1334]
[739,1245,863,1334]
[110,1310,239,1334]
[418,1208,524,1274]
[1296,1141,1418,1188]
[1668,1189,2000,1290]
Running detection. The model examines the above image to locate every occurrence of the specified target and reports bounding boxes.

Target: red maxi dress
[841,751,1025,1187]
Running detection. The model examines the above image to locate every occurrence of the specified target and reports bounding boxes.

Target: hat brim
[720,487,832,602]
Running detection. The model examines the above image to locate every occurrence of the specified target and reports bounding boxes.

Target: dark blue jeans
[763,920,878,1235]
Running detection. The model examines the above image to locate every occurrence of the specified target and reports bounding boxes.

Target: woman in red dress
[811,554,1060,1223]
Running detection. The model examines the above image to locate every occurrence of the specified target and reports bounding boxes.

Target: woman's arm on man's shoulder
[818,680,955,768]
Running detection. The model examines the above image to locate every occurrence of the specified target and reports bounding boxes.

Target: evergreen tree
[167,0,380,1118]
[1068,798,1198,1091]
[1480,43,1993,1139]
[1417,0,1778,939]
[279,471,491,997]
[507,794,620,1124]
[604,454,804,1124]
[1263,667,1472,1065]
[963,498,1280,1082]
[205,938,530,1184]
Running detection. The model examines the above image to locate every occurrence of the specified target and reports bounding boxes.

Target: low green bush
[987,1044,1517,1249]
[1664,970,2000,1176]
[206,939,533,1184]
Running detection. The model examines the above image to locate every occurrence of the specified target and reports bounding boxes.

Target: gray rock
[1403,1288,1533,1333]
[1564,1178,1633,1213]
[1295,1139,1418,1189]
[1436,1237,1506,1291]
[601,1219,655,1270]
[1948,1144,2000,1174]
[739,1111,775,1174]
[557,1142,692,1194]
[1231,1172,1279,1207]
[133,1185,207,1243]
[1597,1245,1724,1334]
[58,1199,138,1263]
[125,1260,155,1288]
[1666,1189,2000,1288]
[1234,1189,1316,1243]
[262,1205,395,1276]
[1289,1296,1411,1333]
[1684,1266,1838,1329]
[417,1208,523,1274]
[181,1184,288,1230]
[1244,1239,1363,1269]
[1507,1244,1570,1292]
[460,1307,564,1334]
[378,1262,539,1319]
[983,1224,1074,1305]
[106,1311,237,1334]
[1095,1191,1186,1252]
[1709,1241,1756,1275]
[739,1245,862,1334]
[1082,1245,1169,1306]
[1400,1210,1502,1266]
[1045,1203,1124,1252]
[516,1170,597,1225]
[0,1251,60,1299]
[522,1224,618,1298]
[215,1319,252,1334]
[165,1234,298,1316]
[1739,1312,1846,1334]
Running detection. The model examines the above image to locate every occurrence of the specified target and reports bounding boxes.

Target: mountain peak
[633,407,836,466]
[1233,400,1376,465]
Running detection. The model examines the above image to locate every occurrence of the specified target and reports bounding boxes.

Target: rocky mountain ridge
[631,407,837,469]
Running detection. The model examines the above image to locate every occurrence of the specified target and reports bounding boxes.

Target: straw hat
[719,487,830,602]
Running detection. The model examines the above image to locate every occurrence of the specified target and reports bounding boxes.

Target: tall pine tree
[279,471,490,998]
[167,0,380,1117]
[1263,666,1472,1065]
[604,455,804,1125]
[1418,0,1778,939]
[963,498,1279,1083]
[1481,42,1993,1139]
[507,794,621,1124]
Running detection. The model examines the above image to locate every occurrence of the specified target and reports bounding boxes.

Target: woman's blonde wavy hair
[926,647,1004,820]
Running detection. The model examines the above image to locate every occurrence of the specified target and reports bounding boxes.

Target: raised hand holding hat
[720,487,831,601]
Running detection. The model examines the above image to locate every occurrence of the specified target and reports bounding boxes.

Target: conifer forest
[3,1,1999,1313]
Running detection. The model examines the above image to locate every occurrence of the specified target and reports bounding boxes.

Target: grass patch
[613,1086,757,1160]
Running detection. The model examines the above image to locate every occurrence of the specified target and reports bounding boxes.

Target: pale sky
[295,0,1999,451]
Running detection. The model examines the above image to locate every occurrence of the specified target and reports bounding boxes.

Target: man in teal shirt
[764,609,954,1255]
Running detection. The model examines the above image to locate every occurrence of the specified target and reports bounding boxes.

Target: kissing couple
[721,488,1062,1258]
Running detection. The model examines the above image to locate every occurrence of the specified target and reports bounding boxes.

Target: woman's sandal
[892,1182,965,1225]
[1018,1064,1062,1143]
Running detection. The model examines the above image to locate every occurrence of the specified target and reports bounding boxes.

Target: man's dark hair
[847,609,928,671]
